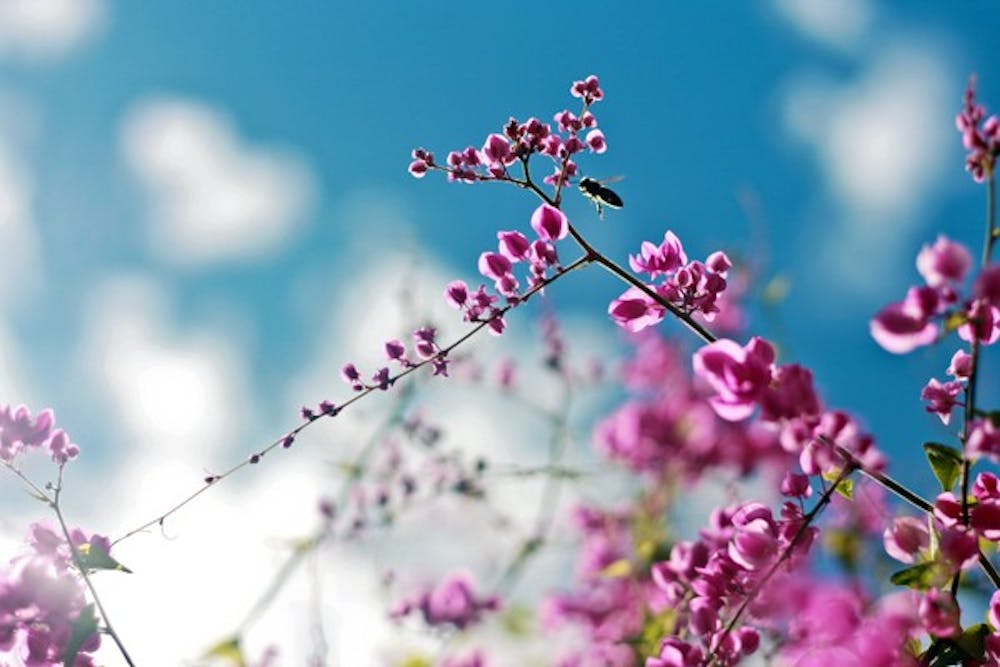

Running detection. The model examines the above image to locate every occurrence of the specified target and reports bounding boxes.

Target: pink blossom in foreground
[692,337,775,421]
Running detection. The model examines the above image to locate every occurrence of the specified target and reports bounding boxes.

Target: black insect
[578,177,623,219]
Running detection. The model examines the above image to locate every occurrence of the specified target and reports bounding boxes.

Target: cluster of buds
[409,75,607,189]
[957,77,1000,182]
[337,326,449,400]
[609,231,732,332]
[444,204,566,335]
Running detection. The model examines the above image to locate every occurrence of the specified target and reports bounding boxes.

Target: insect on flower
[578,176,623,219]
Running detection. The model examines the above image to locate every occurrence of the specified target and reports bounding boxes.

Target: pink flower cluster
[692,336,886,478]
[542,505,650,667]
[390,571,499,630]
[0,405,78,464]
[609,232,732,332]
[444,204,566,335]
[594,334,787,478]
[644,500,819,666]
[336,326,449,401]
[957,77,1000,182]
[0,523,114,666]
[409,75,606,189]
[870,236,985,354]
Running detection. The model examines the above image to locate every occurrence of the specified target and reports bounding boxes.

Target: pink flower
[976,264,1000,306]
[444,280,469,309]
[497,230,530,262]
[692,337,775,421]
[477,252,512,281]
[570,75,604,103]
[585,129,607,153]
[882,517,929,564]
[920,378,962,425]
[480,133,513,167]
[629,232,687,277]
[958,300,1000,345]
[969,418,1000,462]
[607,287,664,333]
[870,287,941,354]
[530,203,569,241]
[916,236,972,287]
[918,588,959,638]
[946,349,972,379]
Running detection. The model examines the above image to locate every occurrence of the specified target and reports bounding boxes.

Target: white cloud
[772,0,873,52]
[781,44,955,292]
[0,92,43,309]
[0,0,105,62]
[121,98,317,266]
[78,275,251,461]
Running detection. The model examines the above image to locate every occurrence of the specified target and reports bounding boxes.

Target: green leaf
[62,603,98,666]
[954,623,989,660]
[204,636,245,666]
[890,562,941,591]
[924,442,964,492]
[500,604,533,637]
[924,624,990,666]
[834,477,853,500]
[76,542,133,573]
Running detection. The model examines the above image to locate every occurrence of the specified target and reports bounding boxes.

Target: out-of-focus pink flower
[920,378,963,425]
[969,418,1000,462]
[976,264,1000,306]
[918,588,959,638]
[870,287,941,354]
[882,517,929,564]
[916,236,972,287]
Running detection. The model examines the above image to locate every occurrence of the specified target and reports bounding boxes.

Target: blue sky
[2,1,1000,663]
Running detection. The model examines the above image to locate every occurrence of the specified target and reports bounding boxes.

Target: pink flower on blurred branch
[692,337,775,421]
[916,236,972,288]
[870,287,941,354]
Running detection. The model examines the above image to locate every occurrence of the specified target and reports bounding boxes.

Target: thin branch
[52,466,136,667]
[113,254,594,547]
